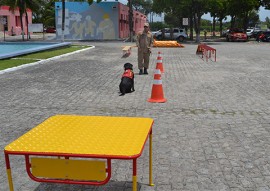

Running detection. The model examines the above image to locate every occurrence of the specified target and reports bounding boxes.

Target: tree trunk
[194,13,201,43]
[212,16,216,37]
[25,10,30,40]
[189,14,193,40]
[243,11,249,31]
[19,0,24,41]
[20,10,24,41]
[230,15,236,28]
[219,17,223,37]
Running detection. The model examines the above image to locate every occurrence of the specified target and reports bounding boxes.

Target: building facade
[55,1,147,40]
[0,6,32,36]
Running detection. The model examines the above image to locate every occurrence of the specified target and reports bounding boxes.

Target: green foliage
[127,0,153,15]
[152,0,266,39]
[260,0,270,9]
[32,0,55,27]
[266,16,270,27]
[149,22,169,31]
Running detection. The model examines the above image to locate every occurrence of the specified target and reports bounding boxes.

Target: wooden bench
[196,43,216,62]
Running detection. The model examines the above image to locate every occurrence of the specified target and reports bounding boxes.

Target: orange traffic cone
[156,52,164,73]
[148,69,167,103]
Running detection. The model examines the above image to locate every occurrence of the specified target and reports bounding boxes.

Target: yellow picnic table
[4,115,154,191]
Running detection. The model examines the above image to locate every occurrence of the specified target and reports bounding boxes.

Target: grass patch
[0,45,90,71]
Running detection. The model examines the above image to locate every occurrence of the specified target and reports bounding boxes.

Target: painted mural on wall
[55,2,118,40]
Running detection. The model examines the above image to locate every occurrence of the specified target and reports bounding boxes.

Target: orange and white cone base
[148,69,167,103]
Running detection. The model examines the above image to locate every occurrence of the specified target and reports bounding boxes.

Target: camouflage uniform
[136,30,153,71]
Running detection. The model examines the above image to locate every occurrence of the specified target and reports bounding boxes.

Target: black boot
[139,69,143,75]
[144,68,148,74]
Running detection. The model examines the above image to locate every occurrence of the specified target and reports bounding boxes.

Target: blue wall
[55,2,119,40]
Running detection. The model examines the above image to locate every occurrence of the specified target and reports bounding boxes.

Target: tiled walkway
[1,41,270,191]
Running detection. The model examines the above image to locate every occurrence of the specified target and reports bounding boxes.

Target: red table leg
[5,153,14,191]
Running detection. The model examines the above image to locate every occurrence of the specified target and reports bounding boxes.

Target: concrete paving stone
[256,187,270,191]
[252,177,268,187]
[1,41,270,190]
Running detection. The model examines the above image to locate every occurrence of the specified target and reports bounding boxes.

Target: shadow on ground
[34,180,144,191]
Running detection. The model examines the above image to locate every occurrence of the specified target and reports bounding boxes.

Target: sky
[117,0,270,22]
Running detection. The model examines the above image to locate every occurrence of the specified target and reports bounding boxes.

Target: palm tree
[32,0,55,28]
[0,0,39,41]
[23,0,40,39]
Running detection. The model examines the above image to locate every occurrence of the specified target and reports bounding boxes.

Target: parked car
[257,31,270,42]
[253,30,263,39]
[222,29,229,37]
[226,28,247,42]
[45,27,56,33]
[153,28,188,42]
[246,28,254,38]
[151,31,159,37]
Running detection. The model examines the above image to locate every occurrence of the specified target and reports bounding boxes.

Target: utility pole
[61,0,65,42]
[128,0,133,42]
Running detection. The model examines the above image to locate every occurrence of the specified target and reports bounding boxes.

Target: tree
[132,0,152,15]
[152,0,193,38]
[191,0,209,42]
[24,0,40,39]
[208,0,224,36]
[260,0,270,9]
[227,0,260,30]
[215,0,228,37]
[0,0,40,40]
[153,0,210,42]
[32,0,55,28]
[265,16,270,27]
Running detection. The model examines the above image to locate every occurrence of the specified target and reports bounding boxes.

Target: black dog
[119,63,135,96]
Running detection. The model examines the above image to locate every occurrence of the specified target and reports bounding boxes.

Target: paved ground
[0,40,270,191]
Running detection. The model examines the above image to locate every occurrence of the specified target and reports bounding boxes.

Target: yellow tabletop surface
[5,115,154,158]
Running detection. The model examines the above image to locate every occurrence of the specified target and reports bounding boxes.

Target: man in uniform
[136,23,153,75]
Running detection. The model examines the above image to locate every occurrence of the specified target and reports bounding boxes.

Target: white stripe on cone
[153,79,162,84]
[154,69,161,74]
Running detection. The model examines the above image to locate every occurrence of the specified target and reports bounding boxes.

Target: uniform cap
[144,23,149,27]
